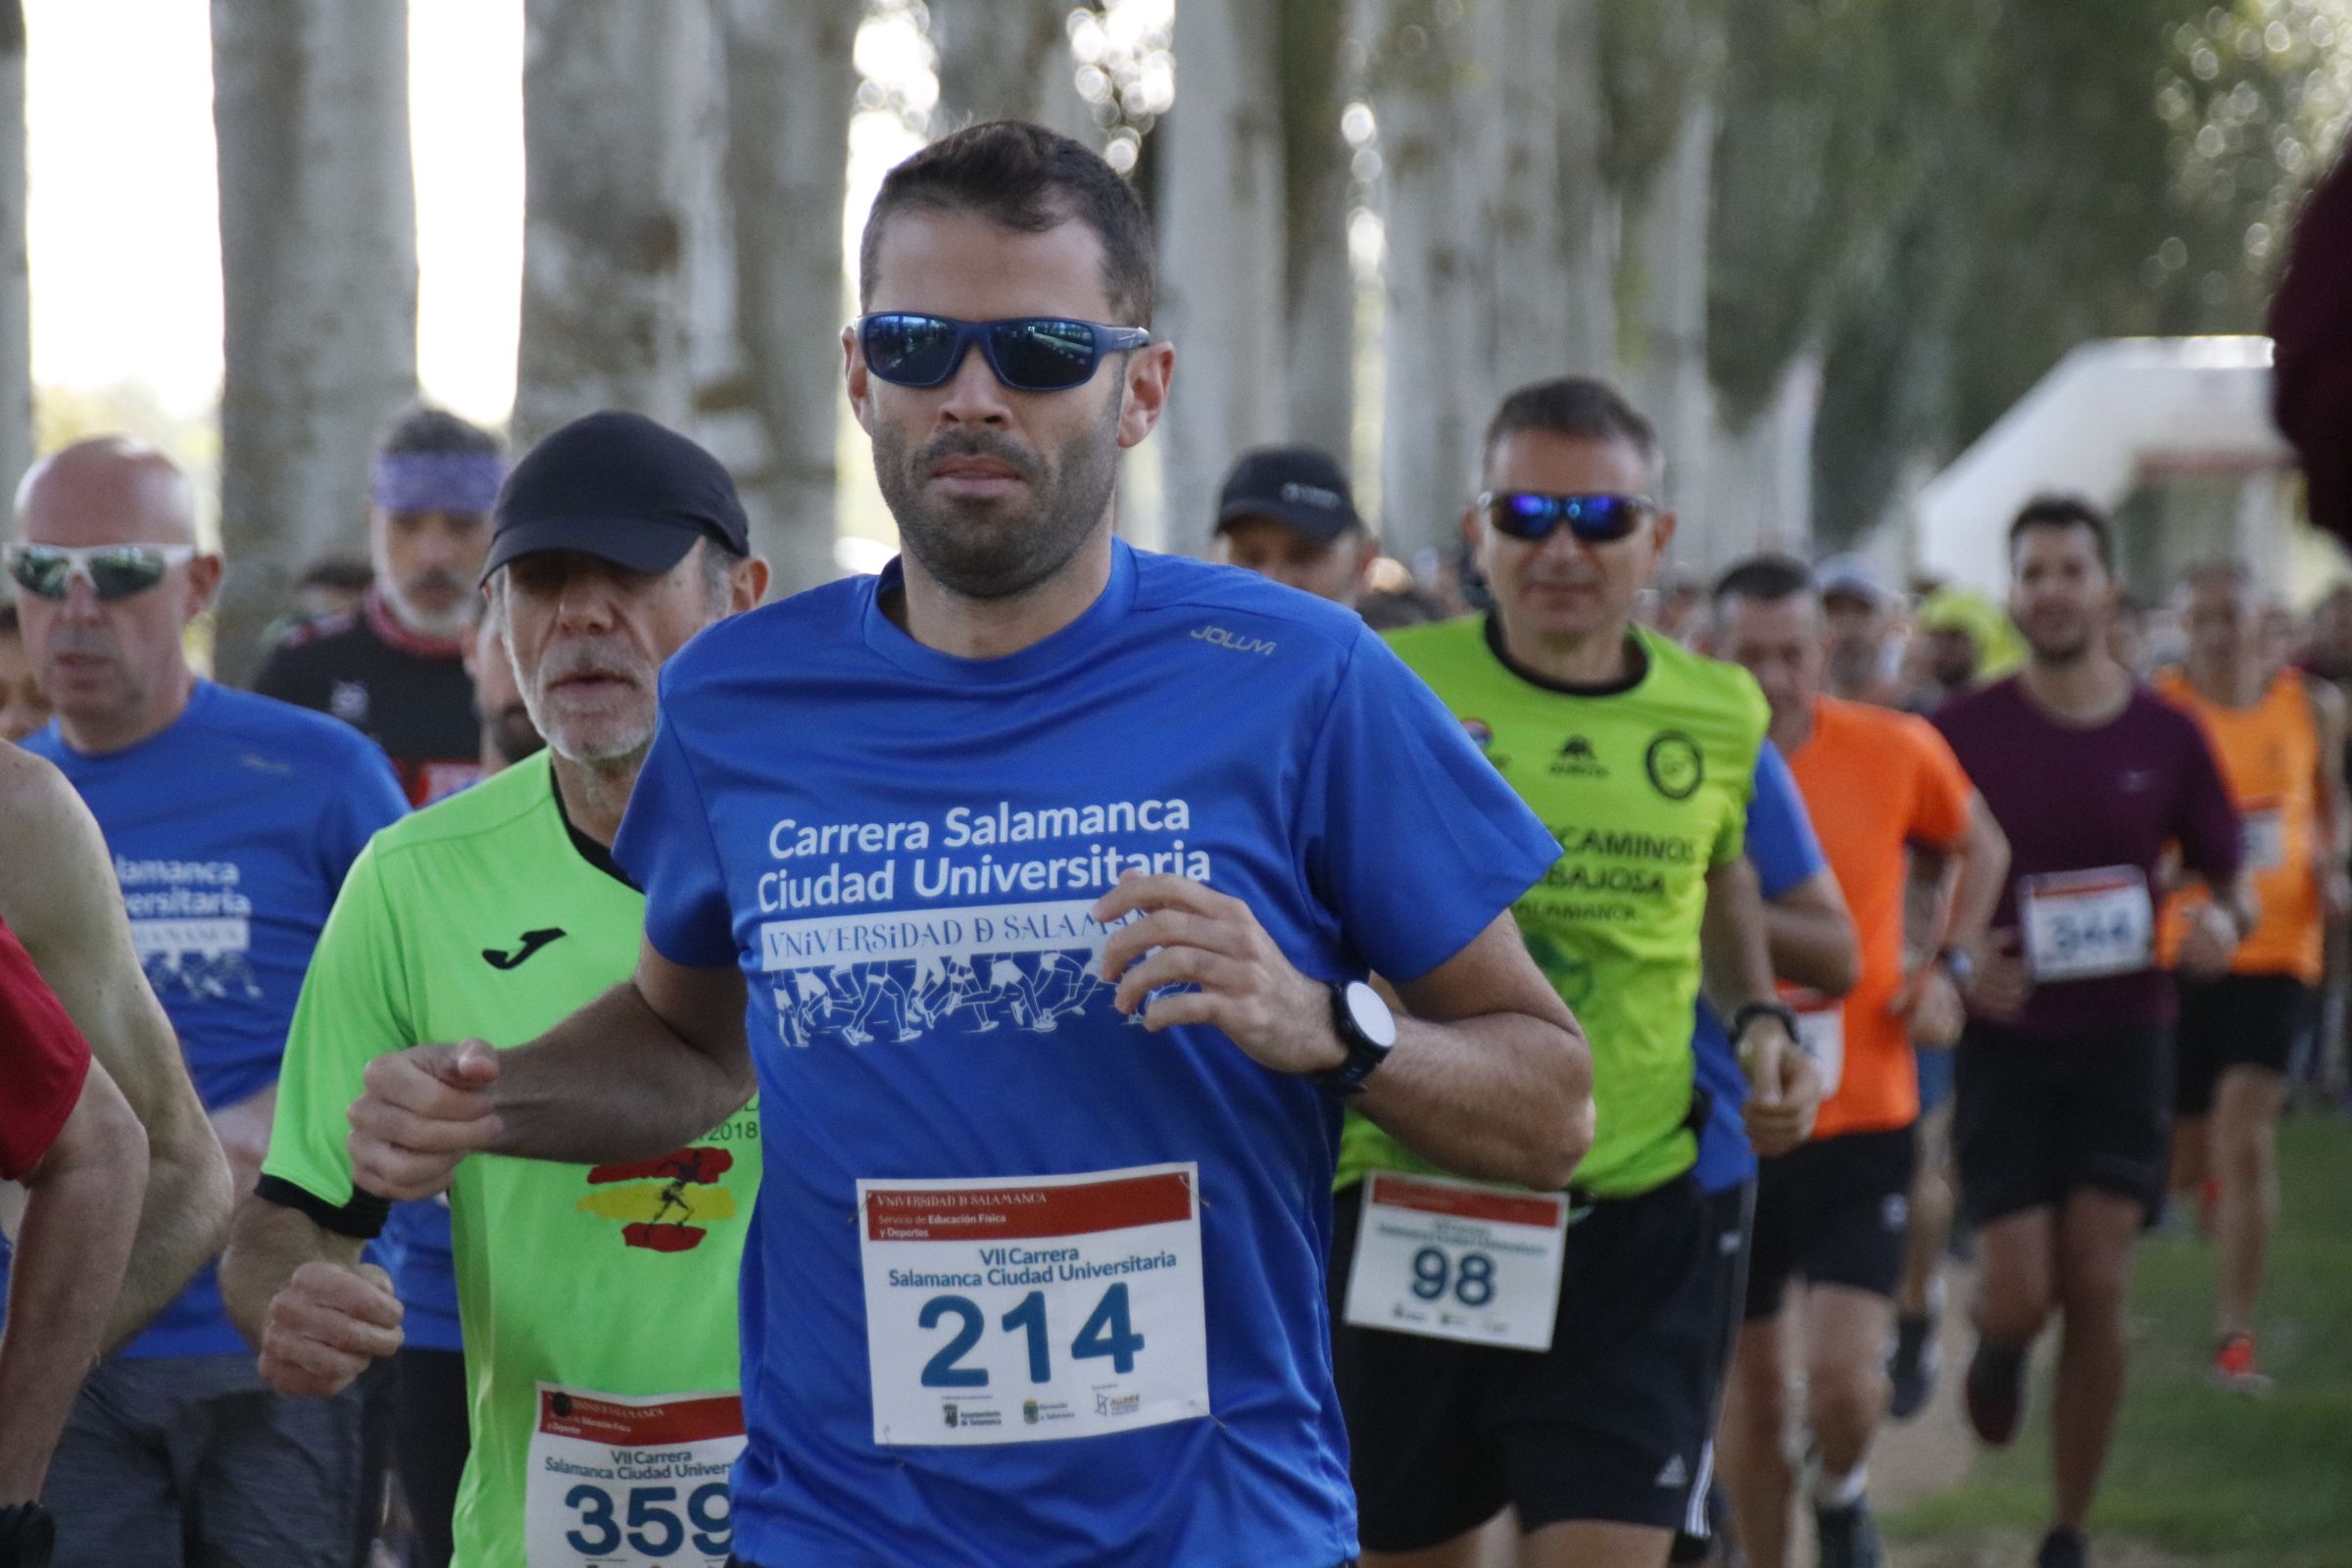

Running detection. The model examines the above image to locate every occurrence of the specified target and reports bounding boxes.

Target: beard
[380,568,475,640]
[873,395,1123,601]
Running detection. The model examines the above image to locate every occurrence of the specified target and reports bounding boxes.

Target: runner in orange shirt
[1705,556,2010,1568]
[2156,560,2351,1392]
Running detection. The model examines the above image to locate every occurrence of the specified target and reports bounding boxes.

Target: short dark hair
[379,405,501,460]
[2007,494,2114,573]
[0,601,17,638]
[1482,377,1662,481]
[860,121,1156,327]
[1711,554,1814,606]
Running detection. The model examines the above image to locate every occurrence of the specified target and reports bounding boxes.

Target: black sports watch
[1728,1001,1800,1055]
[1315,980,1397,1097]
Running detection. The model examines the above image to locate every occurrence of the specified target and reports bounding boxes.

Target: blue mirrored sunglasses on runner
[4,542,199,602]
[857,313,1153,392]
[1476,490,1657,544]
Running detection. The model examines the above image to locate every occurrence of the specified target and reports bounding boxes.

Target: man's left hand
[2176,903,2241,980]
[1740,1018,1820,1157]
[1093,873,1344,1077]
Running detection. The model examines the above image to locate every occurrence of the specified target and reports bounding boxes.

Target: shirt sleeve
[1299,629,1563,982]
[1745,743,1829,899]
[2175,711,2246,887]
[613,707,738,969]
[318,738,411,890]
[0,918,93,1182]
[256,843,409,1235]
[1902,716,1976,853]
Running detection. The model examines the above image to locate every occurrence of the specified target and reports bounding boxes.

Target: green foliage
[1801,0,2352,547]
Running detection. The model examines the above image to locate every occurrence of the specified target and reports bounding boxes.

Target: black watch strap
[1316,981,1395,1097]
[1728,1000,1799,1047]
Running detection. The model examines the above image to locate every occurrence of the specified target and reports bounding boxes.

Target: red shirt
[0,912,91,1179]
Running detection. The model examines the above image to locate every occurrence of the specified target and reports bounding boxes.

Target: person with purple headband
[253,406,506,808]
[249,406,503,1568]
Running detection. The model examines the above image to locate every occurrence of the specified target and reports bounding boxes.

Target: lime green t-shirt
[262,753,760,1568]
[1337,616,1767,1199]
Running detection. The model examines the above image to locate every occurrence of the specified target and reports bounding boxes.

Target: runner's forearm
[490,980,758,1166]
[0,1066,146,1501]
[219,1195,362,1351]
[1763,871,1859,996]
[1356,1008,1592,1191]
[1700,858,1780,1012]
[1939,800,2010,958]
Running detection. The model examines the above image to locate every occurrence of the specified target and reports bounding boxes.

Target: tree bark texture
[514,0,705,449]
[212,0,417,682]
[1156,0,1286,560]
[0,0,30,518]
[708,0,857,595]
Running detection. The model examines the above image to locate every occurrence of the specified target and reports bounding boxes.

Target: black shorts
[1953,1019,2168,1224]
[2174,972,2312,1115]
[1744,1125,1915,1320]
[1331,1172,1717,1547]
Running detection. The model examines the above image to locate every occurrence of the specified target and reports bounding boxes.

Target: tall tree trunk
[211,0,416,682]
[1555,0,1616,377]
[1621,94,1718,514]
[1698,346,1821,571]
[514,0,706,448]
[0,1,29,513]
[1474,0,1569,398]
[1372,0,1480,564]
[704,0,857,596]
[1279,0,1354,464]
[930,0,1092,141]
[1157,0,1285,560]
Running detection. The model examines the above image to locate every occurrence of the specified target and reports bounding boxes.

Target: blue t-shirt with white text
[613,542,1561,1567]
[24,680,406,1356]
[1691,742,1828,1196]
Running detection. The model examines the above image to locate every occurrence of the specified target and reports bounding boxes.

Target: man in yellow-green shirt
[1334,378,1821,1568]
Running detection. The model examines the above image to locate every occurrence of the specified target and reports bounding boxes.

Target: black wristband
[1728,1001,1799,1048]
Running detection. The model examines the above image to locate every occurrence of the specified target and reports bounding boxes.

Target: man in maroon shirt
[1932,498,2248,1568]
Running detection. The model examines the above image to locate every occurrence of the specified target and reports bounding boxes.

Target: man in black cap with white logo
[220,410,768,1568]
[1212,445,1379,610]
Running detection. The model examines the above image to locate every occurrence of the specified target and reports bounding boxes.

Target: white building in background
[1910,336,2296,595]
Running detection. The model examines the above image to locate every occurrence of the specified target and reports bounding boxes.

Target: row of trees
[0,0,2343,677]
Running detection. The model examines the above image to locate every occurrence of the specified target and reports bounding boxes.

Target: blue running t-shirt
[614,542,1562,1568]
[23,679,406,1356]
[1691,742,1829,1195]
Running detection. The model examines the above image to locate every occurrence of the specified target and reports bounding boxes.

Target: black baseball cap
[479,410,751,583]
[1214,445,1363,546]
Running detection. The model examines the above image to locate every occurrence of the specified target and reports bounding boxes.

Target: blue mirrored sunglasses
[857,314,1152,393]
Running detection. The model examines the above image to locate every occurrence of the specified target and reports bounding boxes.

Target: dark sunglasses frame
[856,313,1153,392]
[1475,490,1657,545]
[4,542,199,602]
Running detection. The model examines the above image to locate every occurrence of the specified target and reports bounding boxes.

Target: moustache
[535,639,652,689]
[915,429,1043,484]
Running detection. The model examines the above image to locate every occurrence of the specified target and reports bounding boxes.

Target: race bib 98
[1342,1171,1570,1351]
[858,1163,1210,1446]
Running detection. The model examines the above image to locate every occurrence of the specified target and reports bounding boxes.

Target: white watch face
[1344,980,1398,1050]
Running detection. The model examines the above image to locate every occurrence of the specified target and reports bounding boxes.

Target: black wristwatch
[1728,1001,1800,1054]
[1935,946,1976,989]
[1315,980,1397,1097]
